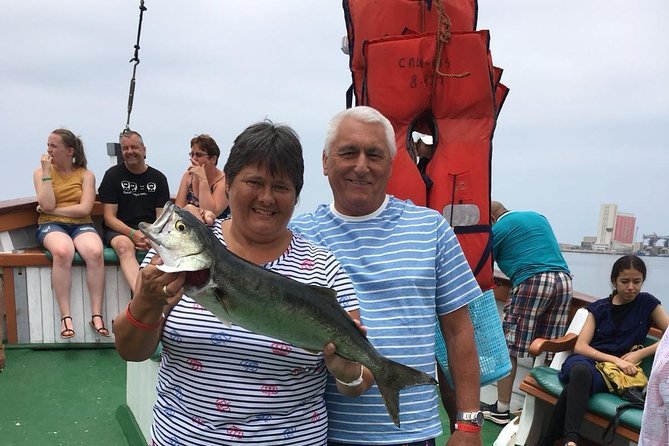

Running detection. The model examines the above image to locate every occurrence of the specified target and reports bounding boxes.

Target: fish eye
[175,220,186,231]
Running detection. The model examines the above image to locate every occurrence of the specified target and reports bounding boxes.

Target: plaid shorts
[503,271,572,358]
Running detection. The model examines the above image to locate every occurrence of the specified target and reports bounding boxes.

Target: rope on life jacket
[429,0,470,108]
[124,0,148,132]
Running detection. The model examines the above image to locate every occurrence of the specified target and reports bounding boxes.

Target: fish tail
[373,358,438,427]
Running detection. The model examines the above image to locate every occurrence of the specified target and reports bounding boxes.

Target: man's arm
[439,306,482,445]
[103,203,133,237]
[98,168,127,234]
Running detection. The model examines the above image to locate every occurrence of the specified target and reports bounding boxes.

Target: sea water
[562,252,669,308]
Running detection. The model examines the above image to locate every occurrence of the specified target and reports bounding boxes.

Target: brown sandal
[89,314,110,337]
[60,316,75,339]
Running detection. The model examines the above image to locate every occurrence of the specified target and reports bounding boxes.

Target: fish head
[139,202,213,288]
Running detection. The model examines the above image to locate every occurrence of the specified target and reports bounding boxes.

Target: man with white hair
[291,106,483,445]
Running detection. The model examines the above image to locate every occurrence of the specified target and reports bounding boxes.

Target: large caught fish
[139,202,437,427]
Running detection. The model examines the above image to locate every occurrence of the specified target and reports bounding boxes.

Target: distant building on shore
[614,212,635,244]
[583,203,636,252]
[596,204,616,245]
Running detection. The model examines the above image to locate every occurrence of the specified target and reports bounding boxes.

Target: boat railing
[492,270,597,313]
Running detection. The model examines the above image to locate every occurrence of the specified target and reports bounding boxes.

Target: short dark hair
[120,129,144,146]
[611,254,647,283]
[223,120,304,198]
[190,134,221,165]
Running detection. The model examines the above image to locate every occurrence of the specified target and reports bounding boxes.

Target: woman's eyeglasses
[189,151,208,159]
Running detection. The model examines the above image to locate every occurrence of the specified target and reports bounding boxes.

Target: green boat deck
[0,345,502,445]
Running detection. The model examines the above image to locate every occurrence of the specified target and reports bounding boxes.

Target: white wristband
[336,365,364,387]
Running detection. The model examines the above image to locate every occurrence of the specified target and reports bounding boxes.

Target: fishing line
[123,0,148,133]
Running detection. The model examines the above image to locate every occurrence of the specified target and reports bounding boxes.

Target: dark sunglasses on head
[189,151,208,159]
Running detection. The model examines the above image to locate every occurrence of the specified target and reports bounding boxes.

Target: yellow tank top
[38,167,93,225]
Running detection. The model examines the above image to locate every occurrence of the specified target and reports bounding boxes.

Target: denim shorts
[36,222,99,245]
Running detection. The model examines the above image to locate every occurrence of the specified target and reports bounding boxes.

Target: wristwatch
[456,410,485,426]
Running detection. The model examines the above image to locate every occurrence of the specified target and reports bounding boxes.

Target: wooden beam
[3,267,18,344]
[0,250,51,267]
[0,198,105,232]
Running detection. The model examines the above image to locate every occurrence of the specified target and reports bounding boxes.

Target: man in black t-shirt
[98,130,170,290]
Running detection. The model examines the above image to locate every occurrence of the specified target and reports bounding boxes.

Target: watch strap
[454,422,482,433]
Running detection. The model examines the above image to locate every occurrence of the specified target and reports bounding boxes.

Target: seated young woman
[537,255,669,446]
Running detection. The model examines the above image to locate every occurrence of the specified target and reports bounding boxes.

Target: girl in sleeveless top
[175,134,230,218]
[538,255,668,446]
[33,129,108,339]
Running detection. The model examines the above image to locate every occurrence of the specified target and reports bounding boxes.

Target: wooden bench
[0,197,143,345]
[513,308,661,445]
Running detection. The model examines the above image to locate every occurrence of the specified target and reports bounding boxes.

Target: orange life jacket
[343,0,478,105]
[360,30,503,290]
[343,1,507,291]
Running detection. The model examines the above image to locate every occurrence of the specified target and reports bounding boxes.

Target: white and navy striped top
[290,196,481,444]
[142,221,357,445]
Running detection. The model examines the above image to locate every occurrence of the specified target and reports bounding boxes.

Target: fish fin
[187,284,234,328]
[218,316,232,328]
[213,287,233,327]
[373,358,438,427]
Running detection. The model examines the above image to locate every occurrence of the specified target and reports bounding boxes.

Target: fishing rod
[108,0,147,164]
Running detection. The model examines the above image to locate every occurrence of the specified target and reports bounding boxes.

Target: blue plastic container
[436,289,511,386]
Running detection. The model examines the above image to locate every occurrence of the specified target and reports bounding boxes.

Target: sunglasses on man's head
[189,151,208,159]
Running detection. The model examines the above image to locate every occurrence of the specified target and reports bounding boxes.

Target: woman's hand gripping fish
[139,202,437,427]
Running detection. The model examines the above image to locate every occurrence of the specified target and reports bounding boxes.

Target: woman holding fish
[114,121,372,445]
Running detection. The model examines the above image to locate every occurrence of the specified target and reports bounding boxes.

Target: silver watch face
[458,410,484,426]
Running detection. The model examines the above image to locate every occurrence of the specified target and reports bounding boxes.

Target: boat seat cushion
[530,366,643,431]
[43,247,147,265]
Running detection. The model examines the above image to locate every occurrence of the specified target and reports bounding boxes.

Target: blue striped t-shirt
[290,196,481,444]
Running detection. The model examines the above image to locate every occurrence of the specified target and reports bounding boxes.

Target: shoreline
[561,248,669,257]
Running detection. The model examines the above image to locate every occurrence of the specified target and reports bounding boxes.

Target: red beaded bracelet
[126,303,164,330]
[454,422,482,433]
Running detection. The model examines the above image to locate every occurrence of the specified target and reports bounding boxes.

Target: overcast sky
[1,1,667,245]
